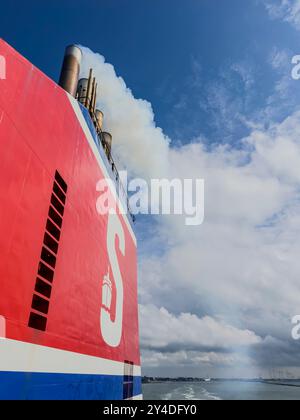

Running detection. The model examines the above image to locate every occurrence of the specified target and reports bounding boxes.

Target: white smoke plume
[79,47,170,180]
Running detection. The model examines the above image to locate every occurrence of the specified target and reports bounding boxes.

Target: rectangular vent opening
[55,171,68,193]
[35,278,52,299]
[28,312,47,331]
[41,246,56,269]
[43,232,58,255]
[46,219,61,241]
[29,171,68,332]
[38,261,54,283]
[53,182,66,204]
[48,206,63,228]
[51,194,64,216]
[31,294,49,314]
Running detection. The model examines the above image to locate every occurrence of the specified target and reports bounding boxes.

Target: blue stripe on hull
[0,372,142,400]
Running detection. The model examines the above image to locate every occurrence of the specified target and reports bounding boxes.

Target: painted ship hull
[0,39,141,400]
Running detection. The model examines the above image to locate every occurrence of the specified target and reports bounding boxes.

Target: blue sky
[2,0,300,144]
[3,1,300,378]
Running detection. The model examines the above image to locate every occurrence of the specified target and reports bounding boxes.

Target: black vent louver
[28,171,68,331]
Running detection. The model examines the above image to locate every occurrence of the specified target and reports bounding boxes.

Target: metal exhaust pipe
[85,69,93,108]
[90,77,96,112]
[92,83,98,114]
[102,132,113,156]
[95,109,103,130]
[59,45,82,97]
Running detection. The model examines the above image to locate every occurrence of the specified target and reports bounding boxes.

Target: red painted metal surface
[0,40,140,366]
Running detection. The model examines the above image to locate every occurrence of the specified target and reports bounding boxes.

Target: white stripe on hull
[129,394,143,400]
[0,338,141,376]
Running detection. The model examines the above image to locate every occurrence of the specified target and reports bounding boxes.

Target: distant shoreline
[262,381,300,388]
[142,378,300,387]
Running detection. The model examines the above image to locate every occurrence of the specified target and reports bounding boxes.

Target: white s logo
[100,212,125,348]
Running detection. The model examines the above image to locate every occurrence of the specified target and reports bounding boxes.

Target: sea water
[142,381,300,400]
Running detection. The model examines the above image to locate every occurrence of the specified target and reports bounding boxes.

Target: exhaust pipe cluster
[59,45,113,158]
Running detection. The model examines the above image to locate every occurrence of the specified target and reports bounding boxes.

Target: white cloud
[259,46,300,125]
[197,60,258,144]
[264,0,300,29]
[79,47,170,180]
[140,304,261,351]
[269,47,290,70]
[139,116,300,357]
[231,62,255,91]
[141,349,251,370]
[81,48,300,376]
